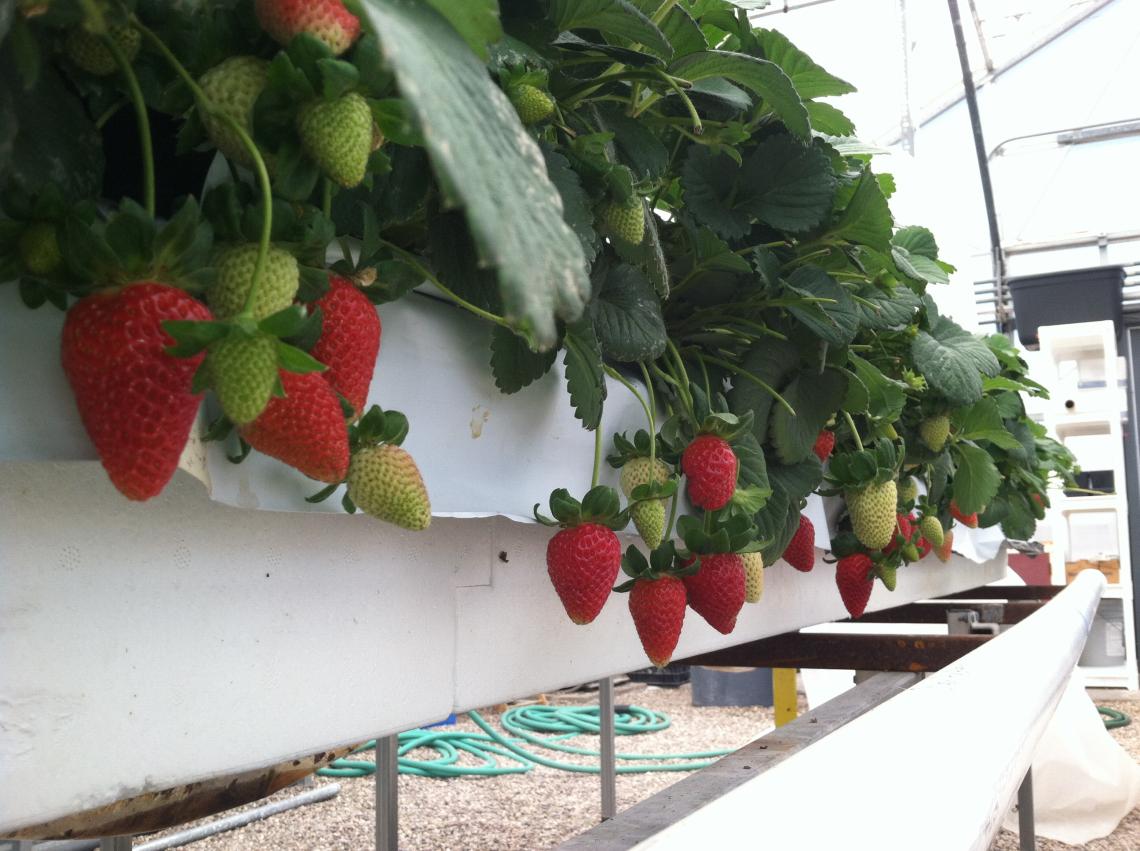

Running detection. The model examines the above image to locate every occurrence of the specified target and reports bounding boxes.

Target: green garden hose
[317,704,733,779]
[1099,706,1131,730]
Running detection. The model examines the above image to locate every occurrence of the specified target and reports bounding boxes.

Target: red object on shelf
[1008,552,1051,586]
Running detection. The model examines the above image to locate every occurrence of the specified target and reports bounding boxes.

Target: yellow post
[772,667,798,727]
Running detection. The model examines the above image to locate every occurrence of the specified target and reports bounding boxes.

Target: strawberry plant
[0,0,1077,665]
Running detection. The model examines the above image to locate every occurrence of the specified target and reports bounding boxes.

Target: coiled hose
[1099,706,1131,730]
[317,704,732,779]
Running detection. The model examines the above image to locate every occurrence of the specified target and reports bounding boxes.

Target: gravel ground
[140,686,1140,850]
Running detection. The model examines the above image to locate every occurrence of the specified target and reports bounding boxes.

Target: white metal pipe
[599,677,617,821]
[632,570,1106,850]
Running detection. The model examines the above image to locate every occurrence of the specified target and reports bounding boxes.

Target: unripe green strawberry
[208,334,279,425]
[743,551,764,603]
[600,199,644,246]
[936,530,954,563]
[19,222,62,275]
[846,480,898,550]
[919,415,950,452]
[877,562,898,591]
[209,244,299,320]
[898,476,918,506]
[508,84,555,125]
[619,457,670,497]
[347,444,432,531]
[198,56,269,168]
[65,24,140,76]
[919,515,944,548]
[297,92,373,188]
[901,542,920,562]
[630,500,666,549]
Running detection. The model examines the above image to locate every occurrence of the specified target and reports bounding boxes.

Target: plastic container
[690,666,774,707]
[1008,266,1124,348]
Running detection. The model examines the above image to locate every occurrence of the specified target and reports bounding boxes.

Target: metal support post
[599,676,617,821]
[100,839,133,850]
[772,668,798,727]
[375,734,399,851]
[1018,768,1036,851]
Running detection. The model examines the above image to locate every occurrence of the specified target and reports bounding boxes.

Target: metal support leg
[100,838,133,850]
[1018,768,1035,851]
[376,734,399,851]
[773,668,798,727]
[599,676,616,821]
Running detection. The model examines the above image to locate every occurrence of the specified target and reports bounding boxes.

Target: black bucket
[1008,265,1124,348]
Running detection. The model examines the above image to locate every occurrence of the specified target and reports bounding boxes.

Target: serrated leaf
[770,456,823,503]
[829,170,892,252]
[669,50,809,140]
[589,263,667,362]
[563,317,606,429]
[805,100,855,136]
[912,315,1000,406]
[490,325,559,394]
[680,146,751,239]
[361,0,589,349]
[551,0,672,58]
[754,28,855,99]
[659,5,707,58]
[550,31,665,66]
[770,368,846,464]
[848,354,907,422]
[785,265,859,346]
[421,0,502,59]
[852,282,920,330]
[892,245,950,285]
[742,136,836,232]
[952,443,1001,514]
[892,225,939,259]
[597,106,669,181]
[727,338,800,445]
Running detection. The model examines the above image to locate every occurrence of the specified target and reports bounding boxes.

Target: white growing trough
[0,287,1007,836]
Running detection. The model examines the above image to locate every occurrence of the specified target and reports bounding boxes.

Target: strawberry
[683,553,745,634]
[198,57,269,168]
[600,198,645,246]
[19,222,62,275]
[877,562,898,592]
[310,275,381,419]
[919,414,950,452]
[629,576,687,668]
[240,370,349,483]
[61,282,212,501]
[950,501,979,528]
[936,530,954,563]
[508,84,555,125]
[681,434,737,511]
[620,457,670,549]
[846,480,897,550]
[812,429,835,462]
[836,554,874,618]
[347,444,431,531]
[742,551,764,603]
[297,92,374,188]
[207,334,279,425]
[65,24,140,76]
[209,244,300,321]
[917,537,933,559]
[782,514,815,572]
[898,476,918,506]
[919,515,944,547]
[901,541,920,562]
[1030,492,1047,520]
[255,0,361,56]
[884,512,914,555]
[545,523,622,624]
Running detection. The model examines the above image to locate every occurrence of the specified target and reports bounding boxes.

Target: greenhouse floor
[136,682,1140,851]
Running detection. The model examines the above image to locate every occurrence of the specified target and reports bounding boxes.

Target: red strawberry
[255,0,361,55]
[936,530,954,563]
[629,576,687,668]
[681,434,737,510]
[836,554,875,618]
[917,537,933,559]
[240,370,349,483]
[782,514,815,572]
[61,282,212,501]
[546,524,622,624]
[310,275,381,419]
[884,513,915,555]
[950,501,979,528]
[683,553,745,634]
[812,429,835,462]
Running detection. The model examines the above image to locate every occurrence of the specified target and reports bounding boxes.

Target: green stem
[379,240,512,329]
[843,410,864,452]
[134,18,272,318]
[94,98,126,130]
[654,68,702,135]
[703,509,712,534]
[103,34,154,217]
[638,362,658,468]
[322,179,334,219]
[604,365,653,438]
[591,421,603,489]
[664,341,696,418]
[694,353,712,402]
[698,353,795,417]
[664,488,680,542]
[651,0,680,23]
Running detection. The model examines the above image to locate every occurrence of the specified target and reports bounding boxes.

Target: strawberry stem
[843,410,864,452]
[132,17,272,318]
[102,32,154,217]
[591,416,603,489]
[653,68,702,135]
[322,178,334,219]
[638,362,658,469]
[697,352,796,417]
[604,365,653,444]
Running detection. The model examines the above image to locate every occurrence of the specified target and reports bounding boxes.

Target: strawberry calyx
[675,511,761,557]
[820,436,902,495]
[534,485,630,532]
[613,541,697,592]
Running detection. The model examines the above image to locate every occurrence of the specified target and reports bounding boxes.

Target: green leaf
[892,245,950,285]
[597,106,669,181]
[276,340,328,374]
[912,315,1001,406]
[317,58,360,99]
[742,136,836,232]
[848,354,907,422]
[539,143,599,267]
[892,225,939,259]
[563,317,606,429]
[952,443,1001,514]
[754,29,855,99]
[659,5,707,58]
[669,50,810,140]
[805,100,855,136]
[421,0,502,59]
[370,99,423,146]
[829,170,892,252]
[727,338,800,445]
[360,0,589,349]
[852,282,920,330]
[550,0,672,58]
[770,368,846,464]
[785,265,859,346]
[490,325,559,394]
[956,399,1024,450]
[590,263,667,362]
[680,146,751,239]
